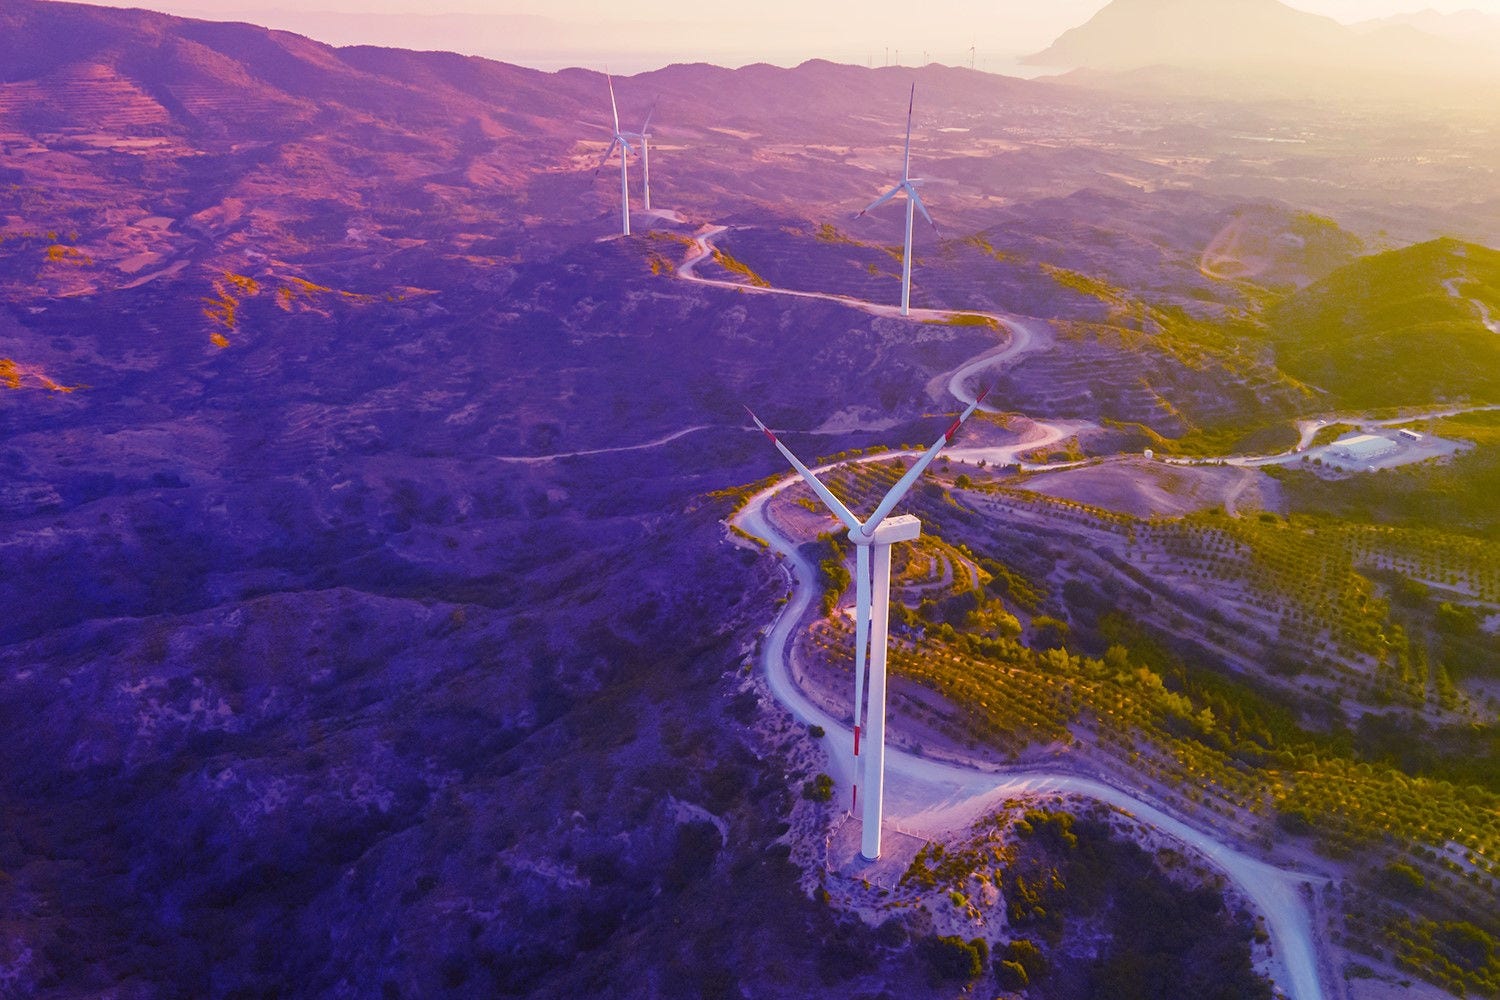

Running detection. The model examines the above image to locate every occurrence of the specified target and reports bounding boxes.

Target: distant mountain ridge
[1025,0,1500,100]
[1354,8,1500,49]
[0,0,1075,307]
[1030,0,1344,70]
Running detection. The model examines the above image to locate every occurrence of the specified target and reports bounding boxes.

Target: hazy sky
[53,0,1500,72]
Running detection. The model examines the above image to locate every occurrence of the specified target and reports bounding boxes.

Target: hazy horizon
[41,0,1500,73]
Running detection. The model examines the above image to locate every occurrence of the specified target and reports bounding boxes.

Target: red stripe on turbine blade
[944,418,962,443]
[854,726,860,756]
[851,785,858,812]
[744,406,777,442]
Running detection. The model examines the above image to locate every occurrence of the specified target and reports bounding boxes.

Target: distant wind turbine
[588,72,635,236]
[622,97,659,213]
[856,85,939,316]
[747,390,989,861]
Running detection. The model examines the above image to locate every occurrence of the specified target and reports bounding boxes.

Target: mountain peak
[1027,0,1499,99]
[1026,0,1345,72]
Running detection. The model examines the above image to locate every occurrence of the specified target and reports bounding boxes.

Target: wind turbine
[622,98,659,213]
[856,84,939,317]
[588,73,634,236]
[747,390,989,861]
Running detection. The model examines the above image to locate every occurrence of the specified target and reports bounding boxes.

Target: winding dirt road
[529,219,1330,997]
[494,424,718,463]
[1170,403,1500,471]
[678,220,1330,1000]
[679,224,1021,324]
[734,470,1327,1000]
[1445,276,1500,335]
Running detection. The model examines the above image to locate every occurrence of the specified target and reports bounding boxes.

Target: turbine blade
[852,545,871,736]
[908,185,939,236]
[592,137,620,175]
[902,83,914,182]
[641,96,659,133]
[607,73,620,132]
[745,407,862,533]
[857,184,902,218]
[863,392,989,531]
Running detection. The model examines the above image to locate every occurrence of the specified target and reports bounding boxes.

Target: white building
[1331,434,1398,463]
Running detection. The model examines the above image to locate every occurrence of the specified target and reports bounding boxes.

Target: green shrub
[1379,861,1426,899]
[1031,616,1070,651]
[1437,921,1496,973]
[1276,806,1315,836]
[924,935,985,981]
[1002,938,1047,981]
[997,958,1029,989]
[802,773,833,802]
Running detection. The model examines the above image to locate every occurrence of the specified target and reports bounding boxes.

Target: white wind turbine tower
[588,73,635,236]
[856,84,939,317]
[747,390,989,861]
[622,98,659,213]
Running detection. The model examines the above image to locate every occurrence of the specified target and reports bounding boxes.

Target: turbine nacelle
[856,515,920,547]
